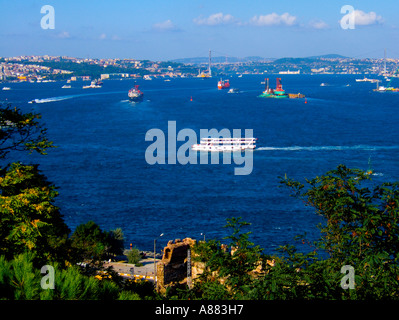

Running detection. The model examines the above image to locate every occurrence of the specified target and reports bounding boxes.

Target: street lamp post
[154,233,164,288]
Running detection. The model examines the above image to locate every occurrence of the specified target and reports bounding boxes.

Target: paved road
[104,258,161,283]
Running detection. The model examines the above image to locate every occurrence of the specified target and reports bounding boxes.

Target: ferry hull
[129,94,144,102]
[191,137,256,152]
[191,145,255,152]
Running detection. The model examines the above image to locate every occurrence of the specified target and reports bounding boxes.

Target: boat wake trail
[32,96,76,103]
[30,90,126,104]
[257,145,399,152]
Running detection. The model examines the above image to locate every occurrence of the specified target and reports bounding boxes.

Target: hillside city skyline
[1,52,397,83]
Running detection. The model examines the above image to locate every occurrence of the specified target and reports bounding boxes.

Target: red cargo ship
[217,79,230,90]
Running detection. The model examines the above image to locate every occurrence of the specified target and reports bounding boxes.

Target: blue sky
[0,0,398,60]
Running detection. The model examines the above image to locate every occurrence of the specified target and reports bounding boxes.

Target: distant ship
[128,85,144,102]
[228,88,239,93]
[258,78,304,99]
[83,80,101,89]
[218,79,230,90]
[373,80,399,92]
[356,77,378,83]
[259,78,288,98]
[192,138,256,152]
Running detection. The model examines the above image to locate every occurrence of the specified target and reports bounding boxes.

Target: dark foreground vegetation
[0,102,398,300]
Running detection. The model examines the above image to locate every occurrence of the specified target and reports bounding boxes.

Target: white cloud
[353,10,383,26]
[99,33,107,40]
[56,31,71,39]
[250,13,297,26]
[152,20,179,32]
[308,19,329,29]
[193,13,237,26]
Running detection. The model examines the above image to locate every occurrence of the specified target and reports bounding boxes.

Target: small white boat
[83,80,101,89]
[192,138,256,152]
[2,87,11,90]
[228,88,240,93]
[356,77,379,83]
[62,85,71,89]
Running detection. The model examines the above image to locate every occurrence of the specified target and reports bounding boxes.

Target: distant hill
[170,54,348,64]
[273,54,349,64]
[306,54,349,59]
[170,56,273,64]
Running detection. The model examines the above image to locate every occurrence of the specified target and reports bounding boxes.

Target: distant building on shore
[70,76,91,81]
[100,73,131,80]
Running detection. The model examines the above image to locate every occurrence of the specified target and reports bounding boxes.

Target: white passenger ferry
[192,138,256,152]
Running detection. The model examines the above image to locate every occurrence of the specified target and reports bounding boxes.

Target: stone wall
[156,238,196,294]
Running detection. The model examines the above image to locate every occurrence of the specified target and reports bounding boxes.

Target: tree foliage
[0,252,141,300]
[188,217,262,299]
[0,103,54,159]
[108,228,125,256]
[70,221,108,262]
[70,221,125,262]
[280,164,399,299]
[0,162,70,264]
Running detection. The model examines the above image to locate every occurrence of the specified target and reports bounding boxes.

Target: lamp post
[201,233,206,242]
[154,233,164,288]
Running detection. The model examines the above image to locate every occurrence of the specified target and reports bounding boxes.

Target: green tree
[280,164,399,299]
[126,247,142,265]
[70,221,109,262]
[191,217,263,299]
[107,228,125,257]
[0,103,54,159]
[0,162,70,264]
[0,252,143,300]
[0,103,68,264]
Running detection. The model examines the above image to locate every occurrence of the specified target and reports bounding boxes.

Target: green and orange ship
[258,78,305,99]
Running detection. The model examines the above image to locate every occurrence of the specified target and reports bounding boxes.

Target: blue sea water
[1,74,399,254]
